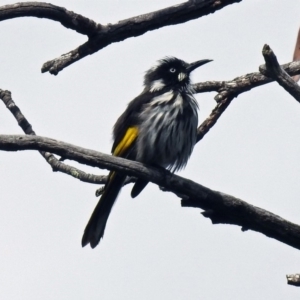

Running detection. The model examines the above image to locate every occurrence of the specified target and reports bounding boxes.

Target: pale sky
[0,1,300,299]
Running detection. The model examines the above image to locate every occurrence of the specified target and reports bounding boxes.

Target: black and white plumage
[82,57,212,248]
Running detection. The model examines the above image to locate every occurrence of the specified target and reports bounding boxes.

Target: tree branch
[259,44,300,103]
[1,134,300,250]
[194,60,300,96]
[195,59,300,142]
[0,2,100,35]
[287,274,300,287]
[197,95,234,142]
[0,89,107,185]
[38,0,242,75]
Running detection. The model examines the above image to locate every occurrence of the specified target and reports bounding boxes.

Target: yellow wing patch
[103,127,138,196]
[113,126,138,157]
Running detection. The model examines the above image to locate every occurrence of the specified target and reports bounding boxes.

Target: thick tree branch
[1,134,300,250]
[259,44,300,103]
[0,89,107,185]
[0,2,100,35]
[287,274,300,287]
[39,0,242,75]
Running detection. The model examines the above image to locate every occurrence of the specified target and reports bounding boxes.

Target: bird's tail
[82,172,126,248]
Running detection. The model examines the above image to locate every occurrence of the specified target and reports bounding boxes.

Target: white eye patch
[169,68,176,73]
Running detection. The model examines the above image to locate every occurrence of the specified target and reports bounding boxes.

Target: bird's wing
[111,90,166,199]
[111,90,156,154]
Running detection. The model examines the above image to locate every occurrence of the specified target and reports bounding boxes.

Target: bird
[82,56,212,248]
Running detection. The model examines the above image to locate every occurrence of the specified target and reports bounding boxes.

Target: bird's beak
[186,59,213,74]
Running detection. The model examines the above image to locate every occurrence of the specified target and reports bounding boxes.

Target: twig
[286,274,300,287]
[95,176,136,197]
[260,44,300,103]
[197,95,234,142]
[1,134,300,250]
[0,89,107,185]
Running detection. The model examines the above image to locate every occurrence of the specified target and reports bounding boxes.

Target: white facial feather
[174,94,184,113]
[178,73,187,81]
[150,90,174,105]
[149,79,165,92]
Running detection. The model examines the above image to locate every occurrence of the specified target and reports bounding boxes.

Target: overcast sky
[0,1,300,299]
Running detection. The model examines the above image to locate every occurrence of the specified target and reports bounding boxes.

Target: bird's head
[144,57,212,92]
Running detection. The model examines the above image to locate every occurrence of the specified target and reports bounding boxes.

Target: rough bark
[0,1,244,74]
[1,134,300,251]
[260,44,300,103]
[287,274,300,287]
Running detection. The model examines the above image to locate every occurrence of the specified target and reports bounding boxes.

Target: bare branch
[39,0,242,75]
[0,89,107,185]
[95,176,136,197]
[195,59,300,142]
[1,134,300,250]
[194,60,300,96]
[197,95,234,142]
[0,2,100,35]
[287,274,300,287]
[260,44,300,103]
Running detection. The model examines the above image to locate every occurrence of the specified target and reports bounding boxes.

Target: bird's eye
[169,68,176,73]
